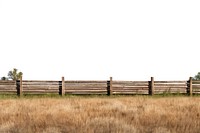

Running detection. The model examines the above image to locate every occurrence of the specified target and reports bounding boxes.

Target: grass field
[0,96,200,133]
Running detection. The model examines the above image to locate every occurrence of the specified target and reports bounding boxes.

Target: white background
[0,0,200,80]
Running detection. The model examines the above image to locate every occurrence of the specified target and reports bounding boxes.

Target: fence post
[110,77,113,95]
[107,77,113,96]
[189,77,193,96]
[61,77,65,96]
[19,76,23,97]
[149,77,154,96]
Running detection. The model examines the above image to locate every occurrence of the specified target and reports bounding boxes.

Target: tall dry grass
[0,96,200,133]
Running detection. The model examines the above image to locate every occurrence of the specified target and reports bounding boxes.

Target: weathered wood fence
[0,77,200,96]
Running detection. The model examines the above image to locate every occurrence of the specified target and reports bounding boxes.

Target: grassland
[0,96,200,133]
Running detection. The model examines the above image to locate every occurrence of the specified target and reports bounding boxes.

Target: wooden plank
[0,82,16,85]
[64,88,107,90]
[23,88,59,90]
[192,85,200,89]
[23,90,59,92]
[0,89,17,92]
[0,81,15,83]
[154,91,186,94]
[155,81,187,83]
[23,87,59,90]
[113,87,149,90]
[65,86,107,90]
[66,92,107,95]
[155,86,187,89]
[23,91,58,94]
[192,84,200,86]
[155,87,187,89]
[22,82,60,85]
[65,81,107,83]
[23,85,59,87]
[193,92,200,94]
[112,84,149,87]
[113,81,148,84]
[22,80,59,82]
[113,82,149,85]
[65,90,107,93]
[154,83,187,86]
[112,85,149,88]
[113,90,149,92]
[0,87,16,90]
[155,90,186,92]
[23,88,59,91]
[113,83,149,86]
[0,85,16,88]
[65,84,107,87]
[155,89,186,92]
[66,90,107,92]
[113,91,148,94]
[192,80,200,83]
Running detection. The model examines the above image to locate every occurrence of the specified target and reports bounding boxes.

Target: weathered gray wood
[192,80,200,83]
[0,89,17,92]
[113,82,149,85]
[110,77,113,95]
[23,90,59,92]
[155,86,187,89]
[0,81,16,85]
[66,90,107,92]
[155,83,187,86]
[23,80,59,82]
[112,84,149,87]
[155,87,187,90]
[192,85,200,89]
[113,91,148,94]
[113,81,148,83]
[19,77,23,97]
[22,82,60,85]
[65,92,107,95]
[0,85,16,89]
[23,91,59,94]
[113,87,149,90]
[61,77,65,96]
[155,81,187,83]
[23,87,59,90]
[149,77,154,95]
[112,85,149,88]
[189,77,193,96]
[64,87,107,90]
[65,81,107,83]
[65,84,107,88]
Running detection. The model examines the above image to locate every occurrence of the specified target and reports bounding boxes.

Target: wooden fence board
[155,81,187,83]
[22,83,60,85]
[192,85,200,88]
[65,81,107,83]
[113,87,149,90]
[0,82,16,85]
[0,89,17,92]
[65,84,107,88]
[65,87,107,90]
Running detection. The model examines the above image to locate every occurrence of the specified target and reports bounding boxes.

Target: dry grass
[0,96,200,133]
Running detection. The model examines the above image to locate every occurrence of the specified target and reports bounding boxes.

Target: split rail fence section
[0,77,200,96]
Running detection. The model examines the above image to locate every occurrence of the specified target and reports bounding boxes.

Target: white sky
[0,0,200,81]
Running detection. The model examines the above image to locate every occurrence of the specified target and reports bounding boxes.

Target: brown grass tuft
[0,97,200,133]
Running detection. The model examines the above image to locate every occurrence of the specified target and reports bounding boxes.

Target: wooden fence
[0,77,200,96]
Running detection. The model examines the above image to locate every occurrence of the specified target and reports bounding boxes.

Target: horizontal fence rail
[0,77,200,96]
